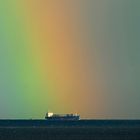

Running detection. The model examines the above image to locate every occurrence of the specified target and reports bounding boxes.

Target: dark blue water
[0,120,140,140]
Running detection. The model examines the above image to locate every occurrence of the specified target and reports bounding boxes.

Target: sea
[0,120,139,140]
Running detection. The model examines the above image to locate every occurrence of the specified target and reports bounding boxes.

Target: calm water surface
[0,120,139,140]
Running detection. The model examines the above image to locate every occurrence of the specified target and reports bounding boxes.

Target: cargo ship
[45,112,80,121]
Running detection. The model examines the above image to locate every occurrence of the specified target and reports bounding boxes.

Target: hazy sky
[0,0,140,119]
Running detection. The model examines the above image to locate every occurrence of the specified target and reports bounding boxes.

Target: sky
[0,0,140,119]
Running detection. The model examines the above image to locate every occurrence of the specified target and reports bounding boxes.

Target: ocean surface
[0,120,140,140]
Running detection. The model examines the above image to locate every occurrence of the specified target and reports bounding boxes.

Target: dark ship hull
[45,116,80,121]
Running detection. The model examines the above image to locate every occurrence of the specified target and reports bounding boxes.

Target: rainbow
[0,1,105,119]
